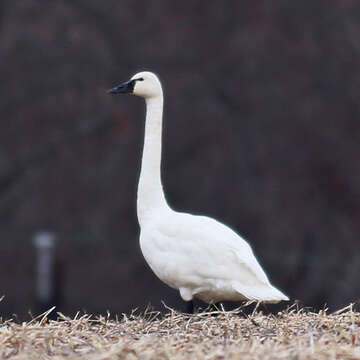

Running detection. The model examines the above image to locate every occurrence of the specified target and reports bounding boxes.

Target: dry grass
[1,303,360,359]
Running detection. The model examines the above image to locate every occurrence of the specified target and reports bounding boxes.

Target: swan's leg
[180,287,195,314]
[186,300,194,314]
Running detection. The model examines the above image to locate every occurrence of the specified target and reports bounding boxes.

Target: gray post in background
[33,231,61,316]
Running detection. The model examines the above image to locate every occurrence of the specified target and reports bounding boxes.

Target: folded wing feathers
[156,211,288,303]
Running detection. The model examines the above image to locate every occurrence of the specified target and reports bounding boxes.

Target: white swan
[108,71,289,304]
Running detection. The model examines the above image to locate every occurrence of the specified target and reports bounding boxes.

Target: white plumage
[108,71,289,304]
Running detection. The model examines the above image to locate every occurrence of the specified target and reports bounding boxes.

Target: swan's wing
[140,211,288,302]
[152,211,272,287]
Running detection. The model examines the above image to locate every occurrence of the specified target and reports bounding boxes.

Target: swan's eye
[137,78,144,82]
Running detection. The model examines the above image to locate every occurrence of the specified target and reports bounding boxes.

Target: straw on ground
[0,303,359,360]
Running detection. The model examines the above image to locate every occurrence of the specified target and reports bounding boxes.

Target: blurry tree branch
[0,114,115,215]
[63,0,129,66]
[0,1,8,31]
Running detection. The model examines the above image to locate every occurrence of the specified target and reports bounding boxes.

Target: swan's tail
[232,282,289,304]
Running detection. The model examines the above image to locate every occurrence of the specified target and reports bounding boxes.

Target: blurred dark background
[1,1,360,319]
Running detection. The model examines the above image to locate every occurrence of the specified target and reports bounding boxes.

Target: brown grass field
[1,303,360,359]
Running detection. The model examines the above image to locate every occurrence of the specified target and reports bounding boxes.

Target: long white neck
[137,93,169,225]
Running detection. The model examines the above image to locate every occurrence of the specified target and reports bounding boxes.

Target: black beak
[107,80,135,94]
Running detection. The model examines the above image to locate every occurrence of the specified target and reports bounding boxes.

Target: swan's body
[108,71,288,304]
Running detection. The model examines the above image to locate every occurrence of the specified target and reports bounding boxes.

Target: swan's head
[107,71,162,99]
